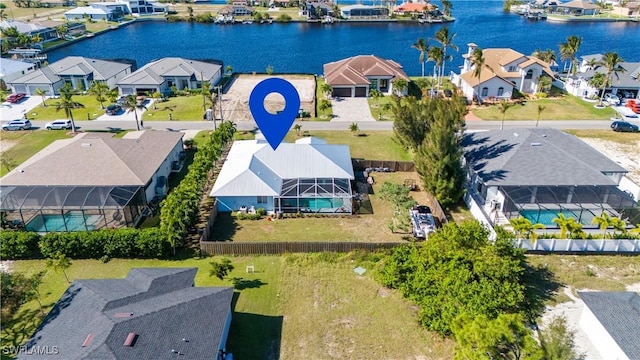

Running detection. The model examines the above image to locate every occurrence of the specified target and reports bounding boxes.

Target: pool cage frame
[499,185,639,226]
[273,178,353,214]
[0,185,146,232]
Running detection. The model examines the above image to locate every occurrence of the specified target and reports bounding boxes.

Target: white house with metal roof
[462,129,638,228]
[7,56,134,96]
[0,58,37,91]
[210,135,354,214]
[563,54,640,100]
[117,57,222,96]
[579,291,640,360]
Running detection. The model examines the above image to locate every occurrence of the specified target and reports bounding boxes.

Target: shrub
[0,231,41,259]
[256,208,267,216]
[276,14,292,22]
[536,92,548,98]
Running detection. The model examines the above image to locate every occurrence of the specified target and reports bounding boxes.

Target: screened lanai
[500,185,639,227]
[0,185,146,232]
[275,178,353,214]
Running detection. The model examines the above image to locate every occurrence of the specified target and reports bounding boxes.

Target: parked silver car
[45,120,72,130]
[1,120,32,131]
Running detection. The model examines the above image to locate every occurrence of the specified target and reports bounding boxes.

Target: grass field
[28,95,105,121]
[0,130,74,176]
[315,77,333,120]
[472,96,617,120]
[3,255,453,360]
[566,129,640,145]
[143,94,206,121]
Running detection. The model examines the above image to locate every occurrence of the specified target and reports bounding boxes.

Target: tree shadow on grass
[228,292,282,360]
[521,262,562,324]
[209,212,241,241]
[232,277,267,290]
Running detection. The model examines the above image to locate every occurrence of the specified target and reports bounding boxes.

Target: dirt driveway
[221,74,315,123]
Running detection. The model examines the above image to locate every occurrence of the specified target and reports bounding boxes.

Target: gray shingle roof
[579,291,640,359]
[462,128,627,186]
[117,57,222,87]
[19,268,233,360]
[9,56,133,85]
[0,130,183,186]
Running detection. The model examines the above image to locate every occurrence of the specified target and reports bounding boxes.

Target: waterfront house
[218,4,254,15]
[612,2,640,16]
[210,135,354,214]
[304,2,334,19]
[564,54,640,100]
[64,4,126,21]
[0,131,184,232]
[452,43,553,102]
[7,56,134,96]
[18,268,233,360]
[323,55,410,97]
[0,19,59,43]
[116,0,168,15]
[579,292,640,360]
[462,128,637,228]
[393,2,434,15]
[117,57,222,96]
[340,5,389,19]
[555,0,600,15]
[0,58,37,91]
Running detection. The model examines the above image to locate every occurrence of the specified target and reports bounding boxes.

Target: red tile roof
[323,55,409,86]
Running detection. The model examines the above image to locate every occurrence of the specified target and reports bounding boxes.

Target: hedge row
[0,228,169,259]
[0,123,236,260]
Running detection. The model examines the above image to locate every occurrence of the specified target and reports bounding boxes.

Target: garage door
[354,87,367,97]
[13,85,27,94]
[332,87,351,98]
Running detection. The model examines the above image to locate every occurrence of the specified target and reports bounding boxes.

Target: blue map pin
[249,78,301,150]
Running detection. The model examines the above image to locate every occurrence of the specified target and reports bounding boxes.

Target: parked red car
[6,93,26,103]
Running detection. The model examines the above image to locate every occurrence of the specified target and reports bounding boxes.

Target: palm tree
[225,65,233,75]
[588,72,607,96]
[427,46,444,87]
[433,27,457,87]
[497,100,514,130]
[55,83,84,133]
[537,75,552,95]
[532,48,556,65]
[597,52,625,107]
[559,35,582,75]
[88,81,109,109]
[34,87,47,107]
[30,33,42,45]
[45,253,72,283]
[412,37,430,78]
[151,91,162,109]
[55,24,68,39]
[293,123,302,136]
[122,95,144,131]
[610,217,627,236]
[349,122,359,136]
[509,217,545,243]
[592,212,613,239]
[552,213,571,239]
[536,104,545,127]
[471,46,486,103]
[0,9,8,21]
[320,82,332,99]
[584,57,599,71]
[441,0,452,17]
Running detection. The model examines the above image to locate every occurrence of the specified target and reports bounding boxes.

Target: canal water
[47,0,640,76]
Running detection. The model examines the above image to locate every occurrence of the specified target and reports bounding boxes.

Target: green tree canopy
[378,221,527,336]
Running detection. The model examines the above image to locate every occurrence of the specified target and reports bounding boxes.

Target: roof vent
[81,143,92,147]
[513,132,519,137]
[124,333,137,347]
[114,312,133,318]
[82,334,95,347]
[531,142,541,146]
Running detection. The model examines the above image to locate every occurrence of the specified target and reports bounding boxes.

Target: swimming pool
[26,213,100,232]
[519,209,594,226]
[301,198,344,212]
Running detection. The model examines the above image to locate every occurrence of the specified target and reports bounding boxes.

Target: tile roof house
[323,55,410,97]
[462,128,637,228]
[117,57,222,96]
[217,4,254,15]
[0,131,184,232]
[556,0,600,15]
[210,135,354,214]
[563,53,640,101]
[579,291,640,360]
[452,43,554,102]
[7,56,135,96]
[393,2,434,14]
[18,268,234,360]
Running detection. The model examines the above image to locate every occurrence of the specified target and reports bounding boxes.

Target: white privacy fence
[516,238,640,253]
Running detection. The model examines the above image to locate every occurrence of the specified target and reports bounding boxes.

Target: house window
[257,196,267,204]
[497,87,504,97]
[508,66,517,72]
[481,87,488,97]
[525,70,534,79]
[370,79,378,90]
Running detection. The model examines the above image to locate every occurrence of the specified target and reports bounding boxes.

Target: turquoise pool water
[26,213,98,232]
[519,209,593,226]
[302,198,343,212]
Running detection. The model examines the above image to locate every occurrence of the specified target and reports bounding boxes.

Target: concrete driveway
[0,96,43,121]
[330,97,375,122]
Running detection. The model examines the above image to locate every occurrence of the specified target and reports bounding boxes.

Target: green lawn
[0,131,74,176]
[315,77,333,120]
[28,95,105,121]
[143,95,206,121]
[368,95,394,121]
[472,95,617,120]
[4,255,453,360]
[566,129,640,145]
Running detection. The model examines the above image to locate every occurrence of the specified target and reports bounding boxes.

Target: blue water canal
[47,1,640,75]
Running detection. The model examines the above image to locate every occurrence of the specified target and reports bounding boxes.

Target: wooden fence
[423,192,448,225]
[352,159,415,172]
[199,241,404,256]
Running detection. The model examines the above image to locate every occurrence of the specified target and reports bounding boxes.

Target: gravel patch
[579,137,640,184]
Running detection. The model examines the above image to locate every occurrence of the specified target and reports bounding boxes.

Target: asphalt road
[22,119,615,133]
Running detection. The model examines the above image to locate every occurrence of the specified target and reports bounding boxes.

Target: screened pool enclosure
[275,178,353,214]
[0,186,146,232]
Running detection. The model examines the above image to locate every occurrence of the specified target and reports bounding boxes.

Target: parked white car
[603,93,621,106]
[45,120,72,130]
